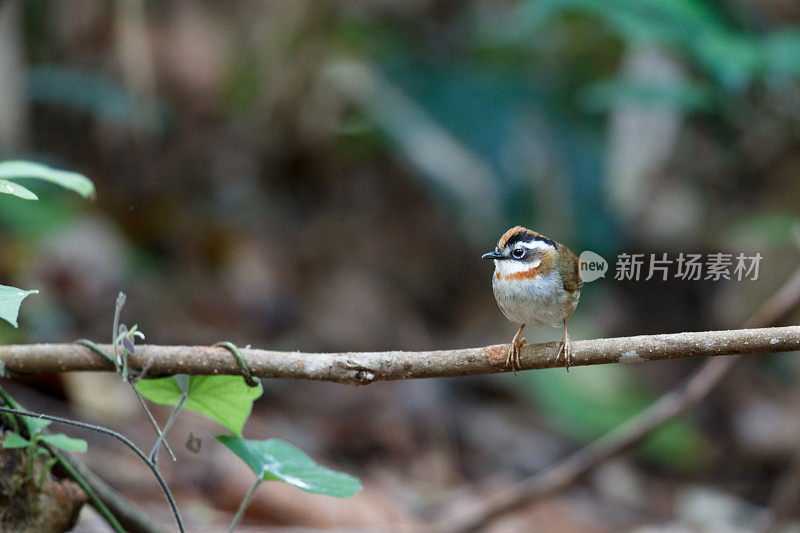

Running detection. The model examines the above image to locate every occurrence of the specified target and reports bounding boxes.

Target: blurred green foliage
[0,161,94,328]
[6,0,800,485]
[515,0,800,90]
[727,213,800,248]
[28,66,168,132]
[517,365,710,470]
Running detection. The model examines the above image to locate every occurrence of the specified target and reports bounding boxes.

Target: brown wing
[557,243,583,292]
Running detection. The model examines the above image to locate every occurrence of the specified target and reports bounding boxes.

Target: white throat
[494,257,542,275]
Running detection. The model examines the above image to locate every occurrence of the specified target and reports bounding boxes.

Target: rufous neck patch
[497,267,539,281]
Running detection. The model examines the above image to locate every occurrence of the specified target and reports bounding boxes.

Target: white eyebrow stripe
[518,240,553,251]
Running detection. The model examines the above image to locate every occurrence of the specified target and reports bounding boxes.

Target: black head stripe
[503,229,555,250]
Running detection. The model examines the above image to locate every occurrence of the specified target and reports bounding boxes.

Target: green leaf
[0,193,84,238]
[136,375,263,436]
[173,374,190,394]
[216,436,362,498]
[0,285,39,328]
[579,79,717,113]
[0,179,38,200]
[520,0,728,48]
[28,65,168,133]
[0,160,95,199]
[39,433,88,453]
[2,432,31,448]
[695,31,763,90]
[762,29,800,82]
[725,212,800,247]
[21,416,51,437]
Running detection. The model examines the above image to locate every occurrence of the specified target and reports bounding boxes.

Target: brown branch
[441,356,735,532]
[56,453,169,533]
[440,263,800,532]
[0,275,798,533]
[0,326,798,385]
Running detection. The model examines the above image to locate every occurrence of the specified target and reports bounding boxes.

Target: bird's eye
[512,248,525,259]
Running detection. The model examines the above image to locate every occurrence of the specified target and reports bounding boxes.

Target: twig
[0,386,126,532]
[441,357,734,532]
[756,266,800,533]
[132,384,177,462]
[149,394,185,464]
[112,292,124,376]
[441,263,800,532]
[0,326,799,384]
[228,478,263,533]
[0,406,185,533]
[76,337,176,461]
[55,452,169,533]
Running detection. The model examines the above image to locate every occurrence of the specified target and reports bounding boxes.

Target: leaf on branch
[173,374,190,394]
[2,432,31,448]
[0,285,39,328]
[39,433,88,453]
[0,179,38,200]
[136,375,263,436]
[0,160,95,199]
[21,416,51,437]
[216,436,362,498]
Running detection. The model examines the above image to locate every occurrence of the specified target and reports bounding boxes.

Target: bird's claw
[505,336,526,374]
[556,334,572,371]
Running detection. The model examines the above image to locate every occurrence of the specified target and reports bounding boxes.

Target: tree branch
[0,326,799,385]
[440,262,800,532]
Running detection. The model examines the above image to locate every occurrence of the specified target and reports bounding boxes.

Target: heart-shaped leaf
[173,374,190,394]
[21,417,51,436]
[0,285,39,328]
[2,432,31,448]
[39,433,87,453]
[137,375,262,436]
[216,436,362,498]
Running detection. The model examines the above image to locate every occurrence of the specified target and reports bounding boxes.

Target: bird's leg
[556,319,572,371]
[506,324,526,373]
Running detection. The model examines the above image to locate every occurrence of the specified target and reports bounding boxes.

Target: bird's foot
[506,324,526,374]
[556,332,572,372]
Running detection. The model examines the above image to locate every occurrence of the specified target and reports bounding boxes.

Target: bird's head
[482,226,558,279]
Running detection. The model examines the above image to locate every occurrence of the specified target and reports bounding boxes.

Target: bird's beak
[482,251,503,260]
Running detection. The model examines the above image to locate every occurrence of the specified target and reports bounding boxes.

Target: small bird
[482,226,583,372]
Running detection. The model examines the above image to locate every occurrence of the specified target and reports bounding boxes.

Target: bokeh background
[2,0,800,531]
